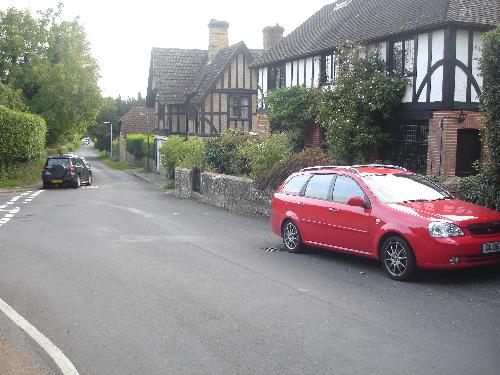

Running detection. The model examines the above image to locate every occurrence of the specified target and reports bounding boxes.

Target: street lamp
[103,121,112,158]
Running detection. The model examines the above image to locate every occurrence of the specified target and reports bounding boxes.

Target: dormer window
[333,0,353,11]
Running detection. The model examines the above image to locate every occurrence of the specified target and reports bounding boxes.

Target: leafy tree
[315,44,408,164]
[0,82,26,110]
[265,86,318,150]
[0,4,101,146]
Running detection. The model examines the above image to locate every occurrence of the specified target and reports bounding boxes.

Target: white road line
[0,298,80,375]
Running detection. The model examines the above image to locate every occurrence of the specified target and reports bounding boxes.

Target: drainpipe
[438,116,445,176]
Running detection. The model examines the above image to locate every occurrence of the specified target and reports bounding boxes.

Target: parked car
[42,154,92,189]
[271,164,500,281]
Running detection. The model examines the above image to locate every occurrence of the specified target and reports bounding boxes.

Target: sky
[0,0,331,99]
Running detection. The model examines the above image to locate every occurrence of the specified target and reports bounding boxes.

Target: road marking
[0,191,43,229]
[0,298,80,375]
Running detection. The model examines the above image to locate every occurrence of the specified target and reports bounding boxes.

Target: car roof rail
[299,165,358,173]
[351,164,407,171]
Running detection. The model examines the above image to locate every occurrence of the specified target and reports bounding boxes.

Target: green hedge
[0,105,47,165]
[126,133,154,160]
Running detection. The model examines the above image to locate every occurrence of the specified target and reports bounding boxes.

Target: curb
[0,185,41,194]
[129,171,164,189]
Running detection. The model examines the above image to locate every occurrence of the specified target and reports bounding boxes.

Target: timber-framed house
[146,20,264,138]
[251,0,499,177]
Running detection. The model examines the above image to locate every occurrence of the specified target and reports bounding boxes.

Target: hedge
[126,133,154,160]
[0,105,47,165]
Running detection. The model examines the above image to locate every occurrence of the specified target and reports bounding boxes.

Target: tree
[0,4,101,146]
[0,82,26,110]
[265,86,318,151]
[315,44,408,164]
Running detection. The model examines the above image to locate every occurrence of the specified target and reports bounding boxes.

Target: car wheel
[86,173,92,186]
[282,220,304,253]
[73,175,81,189]
[380,235,417,281]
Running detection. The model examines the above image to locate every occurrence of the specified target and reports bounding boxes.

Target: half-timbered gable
[146,20,261,139]
[252,0,499,176]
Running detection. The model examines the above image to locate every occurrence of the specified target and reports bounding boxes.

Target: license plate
[52,179,63,183]
[482,241,500,254]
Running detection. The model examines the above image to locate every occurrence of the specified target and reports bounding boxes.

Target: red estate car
[271,164,500,281]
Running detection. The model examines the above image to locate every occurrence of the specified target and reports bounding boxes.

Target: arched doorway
[456,129,481,177]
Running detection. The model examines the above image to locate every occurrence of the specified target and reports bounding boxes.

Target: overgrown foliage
[159,136,188,177]
[254,147,331,191]
[265,86,317,150]
[479,26,500,182]
[456,173,500,211]
[178,138,206,170]
[0,4,101,145]
[238,132,293,179]
[0,82,26,110]
[315,44,408,164]
[203,129,250,175]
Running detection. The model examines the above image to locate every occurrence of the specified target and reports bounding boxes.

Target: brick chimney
[208,19,229,60]
[263,24,284,50]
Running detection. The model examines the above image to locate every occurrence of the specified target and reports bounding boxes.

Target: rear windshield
[46,158,70,167]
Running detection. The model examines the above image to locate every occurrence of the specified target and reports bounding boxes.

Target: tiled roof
[149,43,261,106]
[252,0,499,67]
[119,107,156,135]
[150,48,207,105]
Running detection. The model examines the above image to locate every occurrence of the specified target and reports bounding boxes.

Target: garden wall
[174,167,273,217]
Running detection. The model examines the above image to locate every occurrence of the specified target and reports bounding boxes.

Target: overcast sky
[0,0,331,99]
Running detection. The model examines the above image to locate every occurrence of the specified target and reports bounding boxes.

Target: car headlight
[428,222,464,238]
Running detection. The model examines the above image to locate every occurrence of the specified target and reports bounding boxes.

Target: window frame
[303,174,336,201]
[229,95,251,120]
[390,36,416,77]
[331,174,368,204]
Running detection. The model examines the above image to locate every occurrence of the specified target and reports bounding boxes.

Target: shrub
[0,105,47,166]
[456,172,500,211]
[238,132,292,179]
[203,129,250,175]
[254,147,332,191]
[159,135,187,177]
[178,137,205,169]
[112,140,120,160]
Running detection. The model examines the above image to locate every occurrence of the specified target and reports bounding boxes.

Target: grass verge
[162,180,175,191]
[96,151,134,170]
[0,159,44,188]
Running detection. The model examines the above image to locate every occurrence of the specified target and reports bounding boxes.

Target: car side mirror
[347,196,366,208]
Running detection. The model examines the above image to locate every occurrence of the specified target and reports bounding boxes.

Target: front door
[456,129,481,177]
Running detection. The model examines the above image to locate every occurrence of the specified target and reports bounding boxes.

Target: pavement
[127,168,170,190]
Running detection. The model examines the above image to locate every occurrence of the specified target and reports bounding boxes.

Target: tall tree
[0,3,101,145]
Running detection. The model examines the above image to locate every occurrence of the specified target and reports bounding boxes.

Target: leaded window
[392,38,415,76]
[268,64,286,90]
[229,96,250,120]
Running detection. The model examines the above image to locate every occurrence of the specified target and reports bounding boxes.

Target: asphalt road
[0,147,499,375]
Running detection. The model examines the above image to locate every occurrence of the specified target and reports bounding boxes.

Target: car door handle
[297,202,304,206]
[328,207,338,213]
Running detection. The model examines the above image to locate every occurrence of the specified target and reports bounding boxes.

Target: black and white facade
[252,0,498,176]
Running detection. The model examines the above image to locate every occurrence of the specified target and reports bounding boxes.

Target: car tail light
[69,163,75,173]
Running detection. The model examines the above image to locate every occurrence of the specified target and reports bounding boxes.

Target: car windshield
[360,173,452,204]
[47,158,70,167]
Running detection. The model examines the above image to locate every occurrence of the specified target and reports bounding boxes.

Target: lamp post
[103,121,112,159]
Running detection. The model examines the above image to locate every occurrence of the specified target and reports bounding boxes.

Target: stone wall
[174,167,273,217]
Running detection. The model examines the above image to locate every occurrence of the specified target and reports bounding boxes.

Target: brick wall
[304,123,323,148]
[427,110,484,177]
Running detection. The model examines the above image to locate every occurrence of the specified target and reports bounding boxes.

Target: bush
[202,129,250,175]
[125,134,155,161]
[178,137,205,169]
[112,140,119,160]
[238,132,292,179]
[0,105,47,167]
[456,172,500,211]
[159,135,187,177]
[254,147,332,191]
